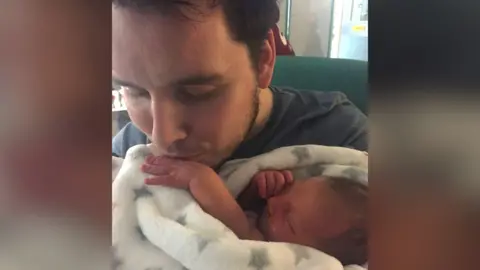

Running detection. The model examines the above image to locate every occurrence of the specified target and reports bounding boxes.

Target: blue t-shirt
[112,87,367,159]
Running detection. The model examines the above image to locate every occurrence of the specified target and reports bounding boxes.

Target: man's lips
[163,153,202,160]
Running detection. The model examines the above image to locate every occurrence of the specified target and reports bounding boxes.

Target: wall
[278,0,287,33]
[278,0,334,57]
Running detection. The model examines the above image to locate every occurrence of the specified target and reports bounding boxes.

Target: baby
[141,155,368,266]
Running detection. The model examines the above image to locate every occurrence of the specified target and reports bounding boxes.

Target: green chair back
[272,56,368,114]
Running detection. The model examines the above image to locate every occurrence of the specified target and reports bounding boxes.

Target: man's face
[112,7,265,167]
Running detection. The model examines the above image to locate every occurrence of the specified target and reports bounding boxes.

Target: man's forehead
[112,0,221,13]
[112,1,223,26]
[112,11,228,82]
[112,6,249,90]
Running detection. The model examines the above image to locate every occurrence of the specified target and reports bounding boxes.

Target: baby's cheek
[271,222,302,244]
[282,231,314,248]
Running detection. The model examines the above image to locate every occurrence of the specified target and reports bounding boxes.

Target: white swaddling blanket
[112,144,368,270]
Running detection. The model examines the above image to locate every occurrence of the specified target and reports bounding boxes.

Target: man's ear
[257,29,276,89]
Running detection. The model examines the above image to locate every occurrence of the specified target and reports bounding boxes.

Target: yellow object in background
[352,24,367,32]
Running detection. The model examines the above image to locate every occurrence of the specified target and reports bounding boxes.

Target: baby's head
[258,175,367,266]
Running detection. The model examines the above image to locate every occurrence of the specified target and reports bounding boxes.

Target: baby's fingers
[252,173,267,198]
[145,155,173,166]
[272,174,286,195]
[145,175,188,190]
[281,170,294,184]
[265,172,278,198]
[141,164,171,176]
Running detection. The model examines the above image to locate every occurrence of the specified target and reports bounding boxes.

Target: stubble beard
[213,86,260,170]
[144,87,261,170]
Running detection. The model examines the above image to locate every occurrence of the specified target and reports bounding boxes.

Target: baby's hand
[252,170,293,199]
[141,155,218,190]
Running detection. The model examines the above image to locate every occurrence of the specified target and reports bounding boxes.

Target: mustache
[149,141,210,157]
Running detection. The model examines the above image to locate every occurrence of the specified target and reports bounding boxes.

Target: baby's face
[258,177,353,248]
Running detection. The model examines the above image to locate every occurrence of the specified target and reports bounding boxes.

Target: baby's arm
[141,156,264,241]
[186,170,291,241]
[188,175,265,241]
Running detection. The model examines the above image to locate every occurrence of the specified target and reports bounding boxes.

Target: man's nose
[150,99,187,151]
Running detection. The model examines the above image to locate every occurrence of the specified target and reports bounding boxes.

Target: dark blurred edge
[1,1,112,269]
[369,0,479,269]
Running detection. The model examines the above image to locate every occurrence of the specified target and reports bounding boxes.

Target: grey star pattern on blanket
[248,248,271,270]
[134,186,153,200]
[288,245,311,265]
[112,246,122,270]
[305,164,326,177]
[176,214,187,226]
[197,238,210,253]
[136,225,147,241]
[193,234,215,253]
[341,167,367,183]
[291,146,311,163]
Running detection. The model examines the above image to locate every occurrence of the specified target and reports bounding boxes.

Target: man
[112,0,367,169]
[112,24,293,132]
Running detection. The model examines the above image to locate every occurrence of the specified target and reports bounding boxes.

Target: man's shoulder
[112,122,147,158]
[270,86,364,125]
[268,86,368,150]
[271,86,352,110]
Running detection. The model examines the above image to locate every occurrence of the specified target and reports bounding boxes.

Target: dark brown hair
[112,0,280,65]
[324,176,368,266]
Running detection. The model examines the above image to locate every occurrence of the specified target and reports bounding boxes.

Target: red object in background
[273,25,295,56]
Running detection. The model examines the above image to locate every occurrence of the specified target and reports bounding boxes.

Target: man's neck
[247,87,273,140]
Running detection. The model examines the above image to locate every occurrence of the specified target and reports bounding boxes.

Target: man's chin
[197,155,226,169]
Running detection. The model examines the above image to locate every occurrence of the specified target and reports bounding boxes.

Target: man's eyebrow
[173,74,224,86]
[112,74,224,90]
[112,77,145,90]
